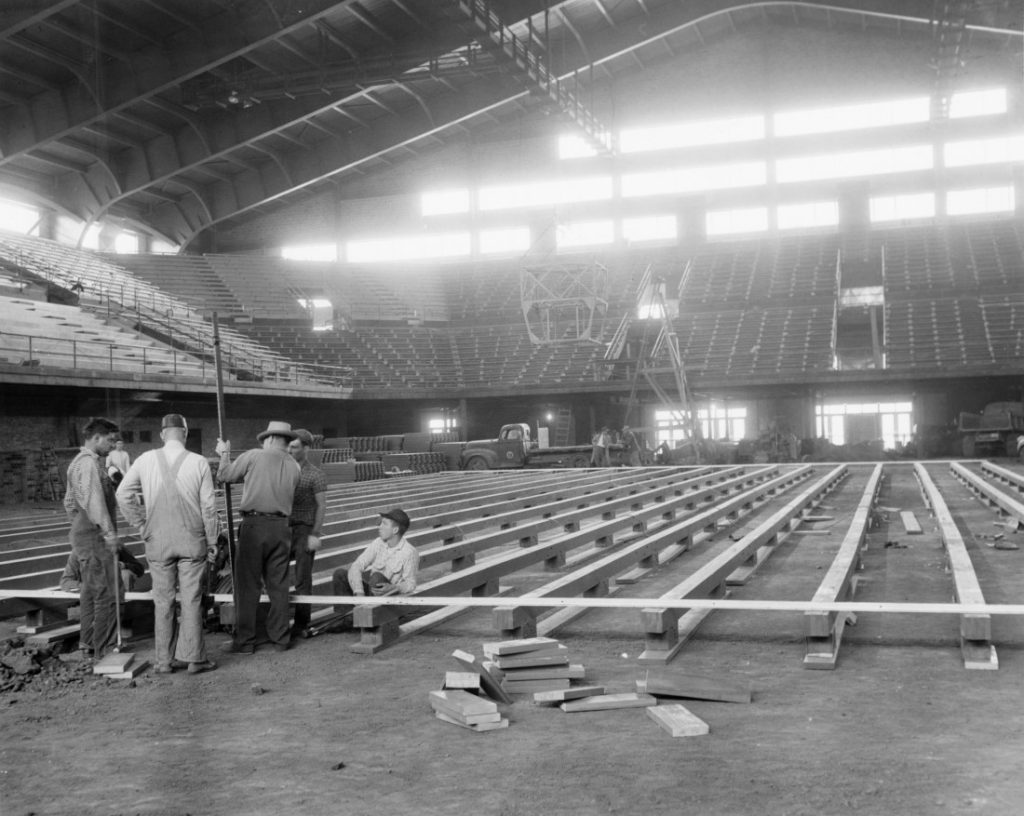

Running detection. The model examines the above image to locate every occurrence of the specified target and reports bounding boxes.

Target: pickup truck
[957,402,1024,458]
[459,423,619,470]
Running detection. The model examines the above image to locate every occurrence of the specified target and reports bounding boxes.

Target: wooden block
[16,619,72,635]
[428,689,498,717]
[450,651,513,705]
[499,664,586,682]
[494,651,570,670]
[900,510,923,534]
[637,670,751,703]
[481,637,562,658]
[92,652,135,675]
[443,671,481,691]
[646,703,710,737]
[435,711,509,732]
[560,693,657,713]
[533,685,606,704]
[501,678,570,694]
[429,700,502,725]
[103,660,150,680]
[26,623,80,646]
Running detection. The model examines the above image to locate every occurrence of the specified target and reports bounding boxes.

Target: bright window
[282,244,338,261]
[151,238,179,254]
[706,207,768,236]
[696,403,747,440]
[777,145,932,183]
[944,134,1024,167]
[0,199,39,233]
[623,215,677,243]
[428,416,458,431]
[946,186,1015,216]
[558,134,598,159]
[777,201,839,230]
[620,115,764,153]
[654,409,692,444]
[113,231,140,254]
[556,220,614,250]
[622,162,766,198]
[80,224,101,250]
[346,232,470,263]
[870,193,936,223]
[422,188,470,216]
[479,227,530,255]
[949,88,1007,119]
[815,401,913,450]
[773,96,929,137]
[478,176,612,211]
[297,298,333,331]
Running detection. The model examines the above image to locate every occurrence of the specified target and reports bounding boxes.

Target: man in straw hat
[215,421,301,654]
[116,414,219,674]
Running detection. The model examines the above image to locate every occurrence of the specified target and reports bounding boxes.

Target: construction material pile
[0,638,93,695]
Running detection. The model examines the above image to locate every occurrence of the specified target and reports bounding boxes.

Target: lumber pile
[482,636,588,696]
[429,689,508,732]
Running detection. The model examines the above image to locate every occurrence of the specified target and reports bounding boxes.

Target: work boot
[188,660,217,675]
[220,641,255,655]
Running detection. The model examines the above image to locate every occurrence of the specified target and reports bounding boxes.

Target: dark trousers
[235,516,291,648]
[330,570,385,617]
[289,523,316,631]
[78,548,117,656]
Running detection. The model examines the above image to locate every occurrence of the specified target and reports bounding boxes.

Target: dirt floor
[4,462,1024,816]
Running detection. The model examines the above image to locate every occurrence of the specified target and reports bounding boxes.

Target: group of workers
[62,415,418,676]
[591,424,643,467]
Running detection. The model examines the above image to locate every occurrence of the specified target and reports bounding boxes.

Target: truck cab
[460,423,532,469]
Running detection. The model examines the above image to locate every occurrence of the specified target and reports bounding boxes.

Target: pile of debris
[0,638,93,695]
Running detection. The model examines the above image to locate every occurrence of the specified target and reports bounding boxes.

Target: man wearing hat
[215,421,301,654]
[116,414,219,674]
[287,429,327,640]
[330,508,419,626]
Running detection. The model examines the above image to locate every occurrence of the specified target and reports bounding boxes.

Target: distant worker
[106,440,131,484]
[116,414,220,675]
[591,426,611,467]
[215,421,301,655]
[330,509,419,628]
[287,429,327,640]
[63,417,121,658]
[621,425,641,467]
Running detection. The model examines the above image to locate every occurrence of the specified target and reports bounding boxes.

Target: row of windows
[560,88,1006,158]
[423,134,1023,215]
[283,185,1015,262]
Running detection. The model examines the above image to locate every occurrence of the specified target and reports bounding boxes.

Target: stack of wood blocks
[92,652,149,680]
[429,689,508,732]
[482,636,587,695]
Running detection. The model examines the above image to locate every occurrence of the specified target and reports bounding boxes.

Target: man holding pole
[215,421,301,654]
[63,417,121,659]
[116,414,220,675]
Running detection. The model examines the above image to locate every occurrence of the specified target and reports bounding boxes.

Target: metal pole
[212,313,238,610]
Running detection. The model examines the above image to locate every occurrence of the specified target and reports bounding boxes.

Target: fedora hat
[257,420,298,442]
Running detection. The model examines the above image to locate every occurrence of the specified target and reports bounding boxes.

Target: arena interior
[1,2,1024,815]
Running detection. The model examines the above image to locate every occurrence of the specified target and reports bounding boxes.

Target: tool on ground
[112,548,123,653]
[303,586,399,638]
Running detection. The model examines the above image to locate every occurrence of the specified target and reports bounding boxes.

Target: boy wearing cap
[330,508,419,624]
[116,414,220,674]
[215,421,301,654]
[287,429,326,640]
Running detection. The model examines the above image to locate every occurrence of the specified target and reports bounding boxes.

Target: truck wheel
[464,456,489,471]
[1008,435,1022,458]
[570,454,590,468]
[962,437,976,458]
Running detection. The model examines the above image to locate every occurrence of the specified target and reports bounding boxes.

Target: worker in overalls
[63,417,121,659]
[116,414,220,675]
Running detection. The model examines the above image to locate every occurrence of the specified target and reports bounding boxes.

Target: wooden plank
[502,678,571,694]
[481,637,562,658]
[900,510,923,534]
[533,685,606,704]
[646,704,710,737]
[443,672,480,691]
[428,689,498,717]
[25,623,80,646]
[93,652,135,675]
[560,692,657,713]
[429,700,502,725]
[636,670,751,703]
[102,660,150,680]
[494,651,570,670]
[450,649,513,705]
[435,711,509,732]
[499,664,586,682]
[538,585,623,637]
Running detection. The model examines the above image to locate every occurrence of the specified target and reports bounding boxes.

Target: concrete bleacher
[0,295,210,376]
[105,253,243,317]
